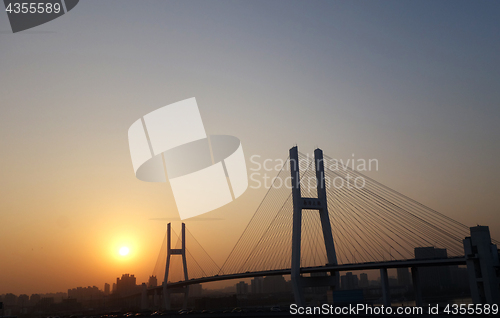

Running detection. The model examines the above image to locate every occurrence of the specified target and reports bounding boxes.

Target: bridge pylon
[163,222,189,310]
[290,146,339,306]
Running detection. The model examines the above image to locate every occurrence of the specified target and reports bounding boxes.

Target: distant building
[17,294,29,308]
[340,272,358,290]
[359,273,369,288]
[60,298,79,311]
[104,283,110,295]
[389,277,398,286]
[449,266,470,291]
[30,294,40,307]
[415,246,447,259]
[39,297,54,310]
[311,272,329,295]
[251,277,263,294]
[397,268,411,286]
[190,284,203,297]
[414,247,452,291]
[263,275,288,294]
[68,286,103,302]
[148,275,158,288]
[236,281,249,295]
[3,293,17,306]
[116,274,138,296]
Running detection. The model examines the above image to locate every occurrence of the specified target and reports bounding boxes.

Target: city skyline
[1,0,500,299]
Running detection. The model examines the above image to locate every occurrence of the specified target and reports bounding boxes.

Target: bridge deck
[149,256,466,293]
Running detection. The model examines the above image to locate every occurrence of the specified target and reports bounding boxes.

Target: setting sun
[119,246,130,256]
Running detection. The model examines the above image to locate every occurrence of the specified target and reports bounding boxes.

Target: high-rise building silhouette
[68,286,103,302]
[263,276,288,294]
[190,284,203,297]
[116,274,138,296]
[449,266,469,290]
[340,272,359,290]
[236,281,249,295]
[148,276,158,288]
[397,268,411,286]
[251,277,263,294]
[29,294,40,307]
[359,273,369,288]
[414,247,452,291]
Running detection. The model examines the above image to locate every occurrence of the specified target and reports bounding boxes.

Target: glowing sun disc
[119,246,130,256]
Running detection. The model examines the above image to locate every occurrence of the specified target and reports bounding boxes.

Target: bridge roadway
[148,256,466,294]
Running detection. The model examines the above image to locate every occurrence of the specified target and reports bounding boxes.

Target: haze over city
[1,0,499,305]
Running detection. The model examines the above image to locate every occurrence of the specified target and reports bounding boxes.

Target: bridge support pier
[411,267,423,307]
[380,268,391,306]
[153,289,159,309]
[290,146,339,306]
[464,226,500,304]
[141,283,148,310]
[163,222,190,310]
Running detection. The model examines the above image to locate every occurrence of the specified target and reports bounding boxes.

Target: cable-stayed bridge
[140,147,499,309]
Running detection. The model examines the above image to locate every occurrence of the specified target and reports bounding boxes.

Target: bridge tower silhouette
[290,146,339,306]
[163,222,189,310]
[145,146,500,309]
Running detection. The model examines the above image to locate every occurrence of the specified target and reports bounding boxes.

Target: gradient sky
[1,0,499,295]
